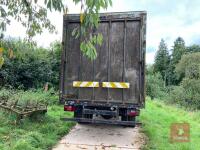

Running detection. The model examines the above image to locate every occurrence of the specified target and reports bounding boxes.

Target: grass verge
[139,98,200,150]
[0,88,75,150]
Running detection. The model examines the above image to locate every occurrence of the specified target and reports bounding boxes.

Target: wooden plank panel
[109,22,124,101]
[78,54,94,100]
[64,23,80,97]
[124,21,141,103]
[94,23,109,101]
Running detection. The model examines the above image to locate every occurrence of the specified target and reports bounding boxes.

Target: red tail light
[64,105,75,111]
[127,111,139,116]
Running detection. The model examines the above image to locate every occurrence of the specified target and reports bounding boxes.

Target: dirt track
[52,124,146,150]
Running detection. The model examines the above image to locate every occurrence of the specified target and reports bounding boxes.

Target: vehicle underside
[62,100,140,127]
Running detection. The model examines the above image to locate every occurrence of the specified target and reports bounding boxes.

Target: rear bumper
[61,99,142,108]
[64,100,141,109]
[61,117,141,127]
[83,108,117,116]
[64,100,140,117]
[63,100,140,126]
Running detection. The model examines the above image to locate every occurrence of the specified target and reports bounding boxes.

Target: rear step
[61,118,141,127]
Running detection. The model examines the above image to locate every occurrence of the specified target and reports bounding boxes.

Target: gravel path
[52,123,146,150]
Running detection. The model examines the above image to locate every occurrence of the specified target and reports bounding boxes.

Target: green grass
[0,88,75,150]
[0,105,75,150]
[0,88,58,105]
[1,88,200,150]
[139,98,200,150]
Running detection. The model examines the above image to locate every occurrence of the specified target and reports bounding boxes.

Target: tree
[146,65,166,99]
[169,52,200,109]
[171,37,186,65]
[0,47,4,69]
[175,52,200,80]
[0,38,63,89]
[168,37,186,85]
[0,0,64,39]
[154,39,170,86]
[0,0,112,60]
[186,44,200,53]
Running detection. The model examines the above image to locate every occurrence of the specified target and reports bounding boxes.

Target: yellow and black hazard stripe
[73,81,99,88]
[102,82,130,89]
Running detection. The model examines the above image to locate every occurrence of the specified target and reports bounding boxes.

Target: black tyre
[121,115,135,121]
[121,115,136,127]
[128,116,135,121]
[74,106,83,118]
[121,115,127,121]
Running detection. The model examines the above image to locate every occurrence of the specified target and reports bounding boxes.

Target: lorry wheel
[101,115,113,119]
[74,106,83,118]
[121,115,127,121]
[121,115,135,121]
[78,114,92,125]
[128,116,135,121]
[121,115,135,127]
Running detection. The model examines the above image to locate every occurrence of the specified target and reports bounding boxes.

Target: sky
[5,0,200,64]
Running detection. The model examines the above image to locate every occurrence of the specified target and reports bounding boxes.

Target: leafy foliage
[0,47,4,68]
[153,37,187,86]
[148,38,200,110]
[80,34,103,59]
[146,65,166,99]
[0,39,61,89]
[0,0,64,39]
[175,52,200,79]
[181,78,200,109]
[168,79,200,110]
[167,52,200,109]
[154,39,170,86]
[168,37,186,85]
[0,0,112,60]
[186,44,200,53]
[171,37,186,65]
[72,0,112,60]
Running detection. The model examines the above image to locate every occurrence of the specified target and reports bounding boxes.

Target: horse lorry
[60,11,146,127]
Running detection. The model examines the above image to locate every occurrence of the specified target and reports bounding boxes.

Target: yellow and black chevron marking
[102,82,130,89]
[73,81,99,88]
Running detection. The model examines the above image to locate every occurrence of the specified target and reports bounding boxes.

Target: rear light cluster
[64,105,75,111]
[127,110,139,116]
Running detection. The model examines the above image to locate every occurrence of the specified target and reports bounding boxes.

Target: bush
[175,52,200,80]
[0,39,61,89]
[146,72,166,99]
[167,52,200,110]
[167,86,185,104]
[168,78,200,110]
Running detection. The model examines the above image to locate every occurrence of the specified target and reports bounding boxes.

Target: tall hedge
[0,39,61,89]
